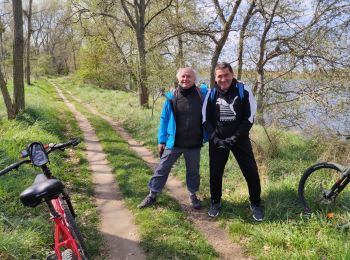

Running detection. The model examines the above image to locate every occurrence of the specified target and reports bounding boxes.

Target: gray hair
[176,67,197,82]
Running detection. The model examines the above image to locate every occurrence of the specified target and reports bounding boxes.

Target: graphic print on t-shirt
[216,96,238,121]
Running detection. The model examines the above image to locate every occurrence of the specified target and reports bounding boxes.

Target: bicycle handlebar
[47,137,81,154]
[0,137,81,177]
[0,160,31,177]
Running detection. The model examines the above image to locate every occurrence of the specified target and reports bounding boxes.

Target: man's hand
[215,139,227,149]
[223,136,238,149]
[210,132,227,149]
[158,144,165,158]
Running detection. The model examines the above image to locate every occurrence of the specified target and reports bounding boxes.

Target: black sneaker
[208,201,221,218]
[250,204,264,222]
[138,195,156,209]
[190,194,201,209]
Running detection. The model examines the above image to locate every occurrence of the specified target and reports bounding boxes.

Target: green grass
[54,76,350,259]
[60,88,218,259]
[0,80,103,259]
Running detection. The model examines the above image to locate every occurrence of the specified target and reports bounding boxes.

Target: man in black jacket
[203,62,263,221]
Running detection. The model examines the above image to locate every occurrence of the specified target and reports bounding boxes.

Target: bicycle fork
[62,189,76,218]
[47,199,82,260]
[325,169,350,200]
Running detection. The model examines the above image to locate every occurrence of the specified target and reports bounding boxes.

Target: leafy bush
[77,37,128,89]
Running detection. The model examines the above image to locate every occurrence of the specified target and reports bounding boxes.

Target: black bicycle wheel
[61,199,89,260]
[298,162,350,214]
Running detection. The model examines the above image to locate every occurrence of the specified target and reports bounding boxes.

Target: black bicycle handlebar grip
[70,137,81,147]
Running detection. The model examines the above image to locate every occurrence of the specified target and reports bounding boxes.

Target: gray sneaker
[190,194,201,209]
[208,201,221,218]
[138,195,156,209]
[250,204,264,222]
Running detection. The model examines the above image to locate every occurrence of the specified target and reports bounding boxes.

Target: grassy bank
[0,80,103,259]
[55,76,350,259]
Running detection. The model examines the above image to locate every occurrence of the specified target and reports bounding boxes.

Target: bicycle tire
[61,200,89,260]
[298,162,350,214]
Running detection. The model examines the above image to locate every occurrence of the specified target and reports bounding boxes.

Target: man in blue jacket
[138,67,208,209]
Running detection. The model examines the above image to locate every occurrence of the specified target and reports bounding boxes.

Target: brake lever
[20,150,28,158]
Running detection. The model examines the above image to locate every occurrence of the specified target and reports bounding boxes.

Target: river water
[255,79,350,138]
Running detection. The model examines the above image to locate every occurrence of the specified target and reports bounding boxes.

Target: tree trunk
[0,18,3,56]
[72,45,77,71]
[253,0,279,125]
[175,1,184,68]
[237,0,256,80]
[255,67,265,125]
[176,35,184,68]
[209,28,232,86]
[210,50,220,86]
[135,1,149,108]
[0,16,5,76]
[210,0,242,86]
[12,0,25,112]
[0,68,15,119]
[121,0,149,107]
[138,46,149,107]
[26,0,33,85]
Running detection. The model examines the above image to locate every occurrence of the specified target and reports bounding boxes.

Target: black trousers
[209,137,261,206]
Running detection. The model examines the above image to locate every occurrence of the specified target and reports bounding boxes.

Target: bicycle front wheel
[298,162,350,214]
[61,200,89,260]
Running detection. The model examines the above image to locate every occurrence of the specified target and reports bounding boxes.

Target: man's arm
[158,99,171,145]
[222,85,256,148]
[235,84,257,138]
[202,89,215,136]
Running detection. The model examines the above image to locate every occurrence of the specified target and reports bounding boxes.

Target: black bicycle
[298,136,350,215]
[0,138,88,260]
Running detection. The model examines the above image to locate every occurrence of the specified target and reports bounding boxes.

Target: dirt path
[54,83,251,260]
[52,82,146,260]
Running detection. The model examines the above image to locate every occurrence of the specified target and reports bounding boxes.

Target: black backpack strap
[170,88,179,118]
[195,87,203,102]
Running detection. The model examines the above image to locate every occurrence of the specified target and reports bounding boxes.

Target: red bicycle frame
[51,198,82,260]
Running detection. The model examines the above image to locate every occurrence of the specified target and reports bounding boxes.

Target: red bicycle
[0,138,88,260]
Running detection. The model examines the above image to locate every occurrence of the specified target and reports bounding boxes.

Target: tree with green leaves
[77,36,128,89]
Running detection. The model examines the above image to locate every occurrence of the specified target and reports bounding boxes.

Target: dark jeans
[209,137,261,206]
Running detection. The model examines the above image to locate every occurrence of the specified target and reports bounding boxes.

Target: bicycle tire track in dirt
[53,82,146,260]
[55,83,250,260]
